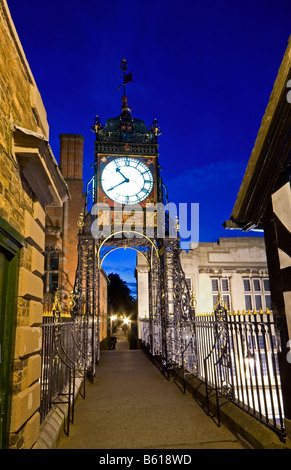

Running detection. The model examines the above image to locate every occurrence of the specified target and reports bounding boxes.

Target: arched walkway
[57,350,244,449]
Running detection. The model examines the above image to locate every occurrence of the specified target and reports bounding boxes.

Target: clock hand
[116,168,128,180]
[107,178,129,191]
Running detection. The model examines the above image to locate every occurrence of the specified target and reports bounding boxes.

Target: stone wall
[0,1,68,448]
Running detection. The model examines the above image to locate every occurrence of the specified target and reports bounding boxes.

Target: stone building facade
[135,237,271,340]
[44,133,109,344]
[180,237,271,314]
[0,0,69,448]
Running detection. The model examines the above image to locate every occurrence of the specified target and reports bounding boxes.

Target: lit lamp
[244,350,255,368]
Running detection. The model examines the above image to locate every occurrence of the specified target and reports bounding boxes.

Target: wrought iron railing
[40,292,87,435]
[141,299,285,440]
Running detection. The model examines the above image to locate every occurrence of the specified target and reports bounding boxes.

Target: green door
[0,248,10,448]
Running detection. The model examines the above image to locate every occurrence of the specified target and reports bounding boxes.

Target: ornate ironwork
[203,295,233,425]
[73,195,195,382]
[137,235,197,378]
[73,235,99,380]
[40,291,87,435]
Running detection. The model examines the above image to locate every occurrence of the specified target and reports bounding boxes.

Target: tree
[108,273,136,315]
[107,273,137,349]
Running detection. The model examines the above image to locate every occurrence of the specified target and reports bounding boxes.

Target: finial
[52,289,62,320]
[190,290,197,309]
[117,58,133,107]
[150,118,162,143]
[77,212,84,232]
[120,57,128,72]
[90,115,104,139]
[68,291,76,310]
[174,215,180,232]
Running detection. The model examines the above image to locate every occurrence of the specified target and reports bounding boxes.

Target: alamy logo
[90,201,199,245]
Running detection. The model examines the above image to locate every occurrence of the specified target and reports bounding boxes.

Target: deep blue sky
[7,0,290,296]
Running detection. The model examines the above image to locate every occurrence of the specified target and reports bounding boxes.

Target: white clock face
[100,157,154,205]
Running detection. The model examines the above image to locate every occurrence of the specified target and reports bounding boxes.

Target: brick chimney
[59,134,85,291]
[59,133,84,180]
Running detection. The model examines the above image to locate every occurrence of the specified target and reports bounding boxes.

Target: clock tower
[90,58,163,226]
[75,59,194,380]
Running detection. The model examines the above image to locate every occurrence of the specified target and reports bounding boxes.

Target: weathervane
[117,58,133,96]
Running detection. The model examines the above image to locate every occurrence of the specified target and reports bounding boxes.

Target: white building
[135,237,271,339]
[180,237,271,314]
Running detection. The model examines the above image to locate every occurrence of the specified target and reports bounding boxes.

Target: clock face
[100,157,154,205]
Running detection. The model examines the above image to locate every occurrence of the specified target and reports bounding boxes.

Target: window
[263,279,270,291]
[263,279,271,310]
[223,294,231,310]
[49,252,59,271]
[265,294,272,310]
[211,278,219,292]
[211,278,230,292]
[185,277,192,291]
[243,279,251,292]
[254,295,262,310]
[212,295,218,308]
[44,250,60,294]
[49,273,59,293]
[243,277,271,311]
[253,278,261,292]
[211,278,231,310]
[221,278,229,292]
[245,295,252,311]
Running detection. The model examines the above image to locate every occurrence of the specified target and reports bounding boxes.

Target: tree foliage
[108,273,136,317]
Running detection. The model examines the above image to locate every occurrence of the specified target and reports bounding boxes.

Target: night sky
[7,0,290,297]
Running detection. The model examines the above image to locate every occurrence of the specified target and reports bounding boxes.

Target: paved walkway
[57,331,244,449]
[115,327,131,351]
